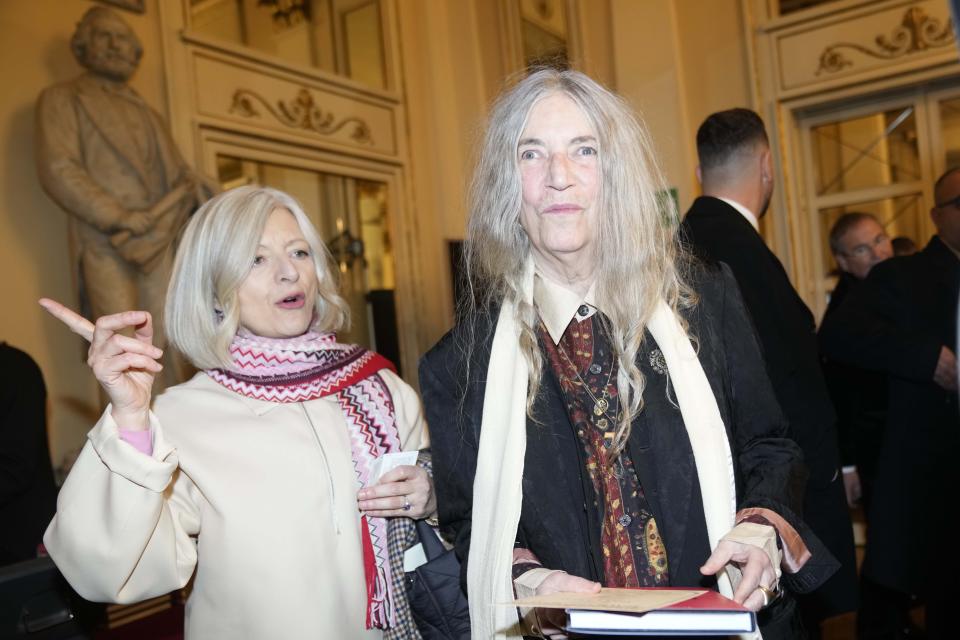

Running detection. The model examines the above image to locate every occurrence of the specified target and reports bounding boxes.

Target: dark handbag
[405,520,471,640]
[0,557,87,638]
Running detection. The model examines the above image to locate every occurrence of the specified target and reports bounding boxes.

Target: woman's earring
[214,308,224,322]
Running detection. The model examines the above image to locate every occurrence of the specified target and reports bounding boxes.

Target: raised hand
[39,298,162,430]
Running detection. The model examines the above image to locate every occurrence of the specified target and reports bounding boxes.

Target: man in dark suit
[681,109,858,636]
[820,212,893,511]
[819,168,960,640]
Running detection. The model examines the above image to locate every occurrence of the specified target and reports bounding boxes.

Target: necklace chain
[555,339,620,424]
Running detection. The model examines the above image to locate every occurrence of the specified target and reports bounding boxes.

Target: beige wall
[611,0,752,214]
[0,0,167,467]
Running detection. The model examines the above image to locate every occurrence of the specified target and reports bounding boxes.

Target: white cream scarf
[468,265,745,639]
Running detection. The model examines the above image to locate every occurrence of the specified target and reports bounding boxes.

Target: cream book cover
[512,587,704,613]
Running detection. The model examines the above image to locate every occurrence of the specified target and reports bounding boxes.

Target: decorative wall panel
[774,0,955,95]
[192,52,397,157]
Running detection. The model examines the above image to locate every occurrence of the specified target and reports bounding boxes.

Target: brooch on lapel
[649,348,668,375]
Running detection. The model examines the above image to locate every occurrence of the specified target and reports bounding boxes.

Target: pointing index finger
[39,298,94,342]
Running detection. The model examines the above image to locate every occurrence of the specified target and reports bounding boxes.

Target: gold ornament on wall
[815,6,954,76]
[229,88,373,144]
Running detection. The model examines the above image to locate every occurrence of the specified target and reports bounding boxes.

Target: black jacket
[818,274,887,508]
[818,235,960,594]
[0,343,57,565]
[420,263,838,637]
[681,196,857,618]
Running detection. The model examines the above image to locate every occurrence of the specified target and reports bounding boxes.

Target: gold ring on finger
[756,584,777,608]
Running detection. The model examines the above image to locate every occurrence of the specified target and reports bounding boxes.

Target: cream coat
[44,370,428,639]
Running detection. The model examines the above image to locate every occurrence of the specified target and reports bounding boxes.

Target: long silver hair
[464,68,695,455]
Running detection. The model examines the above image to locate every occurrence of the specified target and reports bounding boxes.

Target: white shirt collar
[532,272,598,345]
[717,197,759,232]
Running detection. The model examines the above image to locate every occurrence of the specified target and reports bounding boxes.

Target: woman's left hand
[700,539,778,612]
[357,464,436,519]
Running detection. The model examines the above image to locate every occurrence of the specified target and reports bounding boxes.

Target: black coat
[420,263,838,637]
[818,235,960,594]
[681,196,857,618]
[0,343,57,565]
[818,274,887,509]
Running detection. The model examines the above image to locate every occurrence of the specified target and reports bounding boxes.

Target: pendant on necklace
[594,397,609,416]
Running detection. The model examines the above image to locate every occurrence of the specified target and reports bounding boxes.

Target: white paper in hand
[369,451,418,485]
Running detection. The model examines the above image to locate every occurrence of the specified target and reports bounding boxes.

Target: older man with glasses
[821,212,893,509]
[819,169,960,640]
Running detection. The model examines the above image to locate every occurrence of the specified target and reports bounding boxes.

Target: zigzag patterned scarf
[206,330,401,630]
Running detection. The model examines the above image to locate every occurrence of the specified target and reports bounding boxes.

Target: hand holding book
[700,533,780,611]
[528,571,601,638]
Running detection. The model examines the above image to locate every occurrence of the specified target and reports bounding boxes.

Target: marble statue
[35,6,212,378]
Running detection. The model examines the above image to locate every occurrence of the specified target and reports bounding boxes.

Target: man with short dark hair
[820,168,960,640]
[682,108,858,637]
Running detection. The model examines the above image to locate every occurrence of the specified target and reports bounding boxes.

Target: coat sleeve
[35,85,131,233]
[43,408,200,604]
[418,340,480,591]
[818,261,942,382]
[715,264,805,514]
[714,264,839,593]
[381,370,430,452]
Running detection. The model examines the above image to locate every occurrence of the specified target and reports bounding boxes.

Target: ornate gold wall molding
[229,88,373,144]
[815,6,954,75]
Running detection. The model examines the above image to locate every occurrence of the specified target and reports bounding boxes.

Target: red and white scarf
[207,330,401,629]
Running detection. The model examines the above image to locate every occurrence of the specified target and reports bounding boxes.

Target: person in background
[40,186,434,639]
[0,343,57,566]
[421,69,837,640]
[820,212,893,510]
[681,108,858,637]
[890,236,917,256]
[819,168,960,640]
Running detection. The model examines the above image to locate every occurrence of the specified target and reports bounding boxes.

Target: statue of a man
[35,7,211,362]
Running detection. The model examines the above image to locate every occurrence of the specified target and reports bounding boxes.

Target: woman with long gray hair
[420,69,834,639]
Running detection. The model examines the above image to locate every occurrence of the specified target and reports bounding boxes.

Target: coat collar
[922,235,960,290]
[715,197,759,231]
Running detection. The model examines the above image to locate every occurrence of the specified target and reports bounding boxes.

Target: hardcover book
[514,587,756,636]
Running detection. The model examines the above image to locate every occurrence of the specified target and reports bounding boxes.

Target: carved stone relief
[191,53,396,155]
[229,88,373,144]
[816,6,954,76]
[774,0,957,94]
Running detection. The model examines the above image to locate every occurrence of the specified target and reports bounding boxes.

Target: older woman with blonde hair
[41,185,433,639]
[419,69,837,639]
